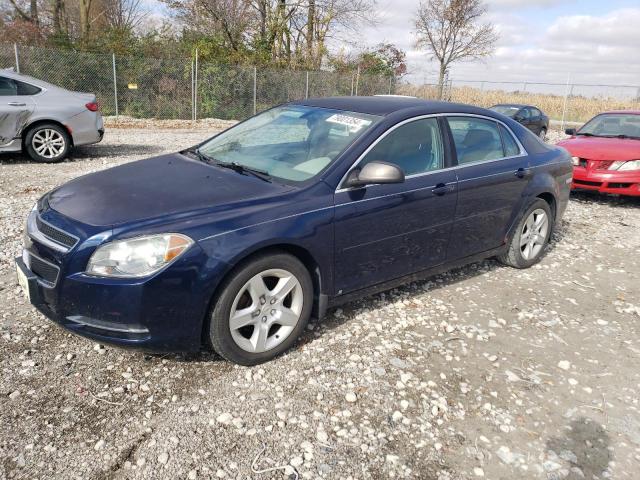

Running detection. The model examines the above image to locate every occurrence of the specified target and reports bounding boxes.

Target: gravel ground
[1,125,639,480]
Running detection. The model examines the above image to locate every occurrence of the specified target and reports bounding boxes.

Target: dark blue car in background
[15,96,572,365]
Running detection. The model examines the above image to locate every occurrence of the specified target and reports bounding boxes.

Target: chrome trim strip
[66,315,150,334]
[335,112,528,193]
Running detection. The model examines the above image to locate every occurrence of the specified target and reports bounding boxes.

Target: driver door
[333,117,458,295]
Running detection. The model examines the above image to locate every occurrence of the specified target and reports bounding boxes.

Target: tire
[539,128,547,141]
[208,252,313,366]
[498,198,553,269]
[25,123,71,163]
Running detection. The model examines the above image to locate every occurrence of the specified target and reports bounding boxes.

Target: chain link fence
[1,43,395,121]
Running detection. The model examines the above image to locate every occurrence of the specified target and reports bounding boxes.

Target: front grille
[29,254,60,285]
[574,179,602,187]
[609,183,633,189]
[36,216,77,248]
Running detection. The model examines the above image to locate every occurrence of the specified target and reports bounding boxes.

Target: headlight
[571,156,581,166]
[86,234,193,278]
[609,160,640,171]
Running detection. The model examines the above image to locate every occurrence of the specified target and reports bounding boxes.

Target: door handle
[431,183,450,196]
[7,102,26,107]
[515,167,531,179]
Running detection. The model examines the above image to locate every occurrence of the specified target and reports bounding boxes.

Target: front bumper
[571,167,640,196]
[17,207,222,353]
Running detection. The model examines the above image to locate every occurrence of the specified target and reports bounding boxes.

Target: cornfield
[399,84,640,125]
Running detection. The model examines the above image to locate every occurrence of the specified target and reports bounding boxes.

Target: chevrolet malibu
[559,111,640,196]
[16,97,572,365]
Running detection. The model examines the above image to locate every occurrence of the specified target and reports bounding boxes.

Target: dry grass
[398,84,639,124]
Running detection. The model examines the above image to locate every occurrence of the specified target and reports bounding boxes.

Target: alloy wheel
[229,268,303,353]
[32,129,66,159]
[520,208,548,260]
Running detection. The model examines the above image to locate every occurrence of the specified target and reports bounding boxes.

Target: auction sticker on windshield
[326,114,372,133]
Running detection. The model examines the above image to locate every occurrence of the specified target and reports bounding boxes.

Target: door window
[447,117,506,164]
[16,80,41,95]
[0,77,18,96]
[359,118,444,176]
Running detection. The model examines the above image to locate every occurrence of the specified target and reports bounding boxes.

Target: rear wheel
[498,199,552,269]
[208,252,313,365]
[25,123,70,163]
[539,128,547,141]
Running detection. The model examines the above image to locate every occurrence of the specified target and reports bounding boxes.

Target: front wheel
[498,199,552,269]
[208,252,313,365]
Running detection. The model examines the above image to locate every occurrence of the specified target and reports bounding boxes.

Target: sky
[356,0,640,91]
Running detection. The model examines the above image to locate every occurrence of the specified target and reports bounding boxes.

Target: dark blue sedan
[16,96,572,365]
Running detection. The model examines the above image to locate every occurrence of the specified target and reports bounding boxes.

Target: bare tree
[103,0,147,31]
[415,0,497,99]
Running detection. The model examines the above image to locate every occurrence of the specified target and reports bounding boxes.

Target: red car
[558,111,640,196]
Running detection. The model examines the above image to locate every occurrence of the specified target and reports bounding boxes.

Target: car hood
[557,136,640,161]
[48,153,293,227]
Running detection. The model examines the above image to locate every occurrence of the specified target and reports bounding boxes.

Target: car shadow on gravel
[570,190,640,209]
[0,144,163,165]
[546,416,612,480]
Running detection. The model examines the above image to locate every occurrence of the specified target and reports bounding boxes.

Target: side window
[360,118,444,176]
[447,117,505,164]
[519,108,531,119]
[499,124,521,157]
[16,80,42,95]
[0,77,18,96]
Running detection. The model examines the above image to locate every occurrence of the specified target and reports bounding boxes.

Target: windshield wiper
[216,161,272,183]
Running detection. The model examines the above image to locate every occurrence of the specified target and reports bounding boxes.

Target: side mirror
[565,128,576,136]
[513,114,523,122]
[345,161,405,188]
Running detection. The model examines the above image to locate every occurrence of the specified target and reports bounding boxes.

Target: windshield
[198,105,381,182]
[578,113,640,138]
[490,105,520,117]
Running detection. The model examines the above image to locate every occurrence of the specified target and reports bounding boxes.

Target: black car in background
[490,104,549,140]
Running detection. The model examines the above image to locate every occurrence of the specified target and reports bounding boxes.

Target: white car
[0,68,104,163]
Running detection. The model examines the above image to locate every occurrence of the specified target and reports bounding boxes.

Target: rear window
[17,80,41,95]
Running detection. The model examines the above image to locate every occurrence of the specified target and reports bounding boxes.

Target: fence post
[305,71,309,99]
[112,53,118,118]
[194,48,198,121]
[388,76,392,95]
[253,66,257,115]
[14,43,20,73]
[355,66,360,96]
[191,60,194,121]
[350,74,355,96]
[560,74,572,131]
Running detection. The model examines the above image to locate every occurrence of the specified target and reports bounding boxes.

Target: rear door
[0,76,35,147]
[333,117,458,294]
[445,116,530,260]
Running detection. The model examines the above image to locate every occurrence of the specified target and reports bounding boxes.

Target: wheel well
[21,120,73,149]
[536,192,556,219]
[200,244,325,346]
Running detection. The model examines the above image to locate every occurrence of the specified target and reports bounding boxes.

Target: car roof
[294,96,502,117]
[1,67,63,90]
[491,103,536,109]
[598,110,640,115]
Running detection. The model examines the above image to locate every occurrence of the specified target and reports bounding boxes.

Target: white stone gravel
[0,124,639,479]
